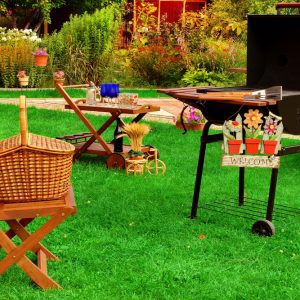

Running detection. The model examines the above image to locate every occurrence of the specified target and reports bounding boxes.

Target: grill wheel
[252,220,275,236]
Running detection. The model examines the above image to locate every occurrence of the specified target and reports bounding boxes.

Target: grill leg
[190,121,212,219]
[266,168,279,222]
[238,167,245,206]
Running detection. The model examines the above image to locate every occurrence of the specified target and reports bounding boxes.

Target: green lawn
[0,103,299,299]
[0,88,167,99]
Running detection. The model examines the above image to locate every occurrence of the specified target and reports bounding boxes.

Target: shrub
[130,44,186,87]
[189,38,246,73]
[46,5,122,84]
[180,68,245,87]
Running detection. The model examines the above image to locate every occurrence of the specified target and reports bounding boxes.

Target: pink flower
[34,48,47,56]
[264,118,278,136]
[53,70,65,79]
[16,70,27,78]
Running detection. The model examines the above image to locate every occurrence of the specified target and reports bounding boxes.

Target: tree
[68,0,125,14]
[0,0,65,30]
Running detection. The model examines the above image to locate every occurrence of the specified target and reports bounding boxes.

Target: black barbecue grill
[158,14,300,236]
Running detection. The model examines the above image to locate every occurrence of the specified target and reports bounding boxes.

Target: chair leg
[0,229,61,289]
[0,207,73,289]
[7,220,59,261]
[3,218,33,240]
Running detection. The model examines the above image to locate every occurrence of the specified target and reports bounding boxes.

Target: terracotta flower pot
[175,121,205,131]
[245,138,261,154]
[54,78,65,86]
[34,54,48,67]
[227,139,242,155]
[263,140,278,155]
[18,76,29,87]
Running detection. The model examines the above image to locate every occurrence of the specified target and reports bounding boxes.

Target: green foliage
[0,28,46,87]
[0,0,65,27]
[69,0,125,14]
[181,68,239,87]
[102,49,150,87]
[130,44,187,87]
[188,38,246,73]
[46,5,122,84]
[244,125,262,139]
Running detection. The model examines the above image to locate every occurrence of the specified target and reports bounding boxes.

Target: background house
[133,0,208,31]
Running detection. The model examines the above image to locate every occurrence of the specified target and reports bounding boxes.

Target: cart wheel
[106,153,126,169]
[146,159,166,175]
[144,145,159,160]
[252,220,275,237]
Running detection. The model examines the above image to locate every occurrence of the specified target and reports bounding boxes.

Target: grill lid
[247,15,300,90]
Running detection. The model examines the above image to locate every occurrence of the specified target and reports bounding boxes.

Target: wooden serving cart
[55,83,160,168]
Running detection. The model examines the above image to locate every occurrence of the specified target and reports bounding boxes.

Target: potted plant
[176,106,206,130]
[16,70,29,87]
[262,114,283,155]
[243,109,263,154]
[223,115,243,155]
[117,122,150,160]
[53,70,65,85]
[33,47,48,67]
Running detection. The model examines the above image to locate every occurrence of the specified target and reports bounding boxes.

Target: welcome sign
[222,155,280,169]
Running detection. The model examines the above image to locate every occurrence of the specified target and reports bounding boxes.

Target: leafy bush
[180,68,245,87]
[46,5,122,84]
[189,38,246,73]
[102,49,150,88]
[130,44,186,87]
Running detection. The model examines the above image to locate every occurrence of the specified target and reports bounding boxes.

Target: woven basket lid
[0,134,75,156]
[0,96,75,156]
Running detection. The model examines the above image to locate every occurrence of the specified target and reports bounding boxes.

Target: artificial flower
[243,109,263,129]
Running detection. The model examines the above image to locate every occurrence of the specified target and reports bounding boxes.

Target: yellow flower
[243,109,263,129]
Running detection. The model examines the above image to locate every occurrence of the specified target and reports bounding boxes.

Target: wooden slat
[169,91,276,106]
[222,155,280,168]
[65,104,160,114]
[37,249,48,274]
[158,87,277,106]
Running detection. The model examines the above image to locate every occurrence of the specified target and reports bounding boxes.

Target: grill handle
[20,95,28,146]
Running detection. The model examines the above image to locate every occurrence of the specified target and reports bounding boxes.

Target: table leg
[74,112,121,160]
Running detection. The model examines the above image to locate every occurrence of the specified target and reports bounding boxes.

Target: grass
[0,88,167,99]
[0,103,299,299]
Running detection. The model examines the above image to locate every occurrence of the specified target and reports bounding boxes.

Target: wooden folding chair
[0,96,77,289]
[0,185,76,289]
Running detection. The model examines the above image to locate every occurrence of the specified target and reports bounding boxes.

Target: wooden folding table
[55,83,160,168]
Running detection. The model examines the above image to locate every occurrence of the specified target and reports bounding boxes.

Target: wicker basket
[0,96,75,203]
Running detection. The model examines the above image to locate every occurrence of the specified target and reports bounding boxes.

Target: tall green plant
[0,28,43,87]
[46,5,122,84]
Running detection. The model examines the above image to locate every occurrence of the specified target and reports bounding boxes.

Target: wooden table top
[158,87,277,107]
[65,102,160,114]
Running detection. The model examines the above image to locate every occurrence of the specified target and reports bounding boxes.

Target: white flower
[23,29,31,35]
[30,36,38,41]
[1,37,7,41]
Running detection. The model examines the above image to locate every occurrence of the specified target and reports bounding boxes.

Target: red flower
[199,234,206,240]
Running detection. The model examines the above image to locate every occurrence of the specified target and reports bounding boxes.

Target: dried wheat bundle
[121,122,150,152]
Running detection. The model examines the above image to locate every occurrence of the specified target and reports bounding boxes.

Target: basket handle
[20,95,28,145]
